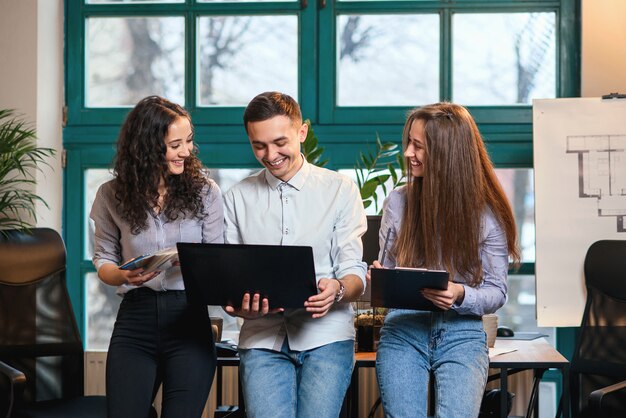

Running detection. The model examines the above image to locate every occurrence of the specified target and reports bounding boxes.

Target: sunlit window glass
[84,169,115,260]
[337,14,439,106]
[197,15,298,106]
[86,271,121,350]
[495,168,535,263]
[86,17,185,107]
[453,12,556,105]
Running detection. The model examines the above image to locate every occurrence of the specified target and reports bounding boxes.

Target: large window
[64,0,580,349]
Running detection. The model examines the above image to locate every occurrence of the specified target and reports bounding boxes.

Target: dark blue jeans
[106,288,216,418]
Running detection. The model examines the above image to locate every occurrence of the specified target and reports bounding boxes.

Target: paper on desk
[489,347,517,357]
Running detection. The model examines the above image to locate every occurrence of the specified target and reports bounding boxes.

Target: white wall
[35,0,64,231]
[0,0,37,117]
[581,0,626,97]
[0,0,64,233]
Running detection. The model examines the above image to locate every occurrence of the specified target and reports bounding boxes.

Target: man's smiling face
[247,115,308,182]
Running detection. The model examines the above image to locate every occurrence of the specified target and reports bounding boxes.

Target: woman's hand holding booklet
[119,247,178,273]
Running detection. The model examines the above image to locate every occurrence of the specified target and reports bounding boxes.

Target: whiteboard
[533,98,626,327]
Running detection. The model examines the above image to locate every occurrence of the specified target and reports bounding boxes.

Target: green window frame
[63,0,580,348]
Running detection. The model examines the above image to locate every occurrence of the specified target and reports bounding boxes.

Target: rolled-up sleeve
[454,213,509,316]
[331,179,367,287]
[90,185,122,270]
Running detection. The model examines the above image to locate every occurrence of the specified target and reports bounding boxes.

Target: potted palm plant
[0,109,55,235]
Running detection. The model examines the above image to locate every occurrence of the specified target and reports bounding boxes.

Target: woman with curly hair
[372,102,520,417]
[90,96,223,418]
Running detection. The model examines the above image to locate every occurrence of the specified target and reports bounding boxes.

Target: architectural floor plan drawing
[566,134,626,232]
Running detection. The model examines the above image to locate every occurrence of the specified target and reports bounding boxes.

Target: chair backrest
[571,240,626,417]
[0,228,84,403]
[358,215,381,303]
[361,215,382,266]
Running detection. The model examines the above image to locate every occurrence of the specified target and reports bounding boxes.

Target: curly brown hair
[113,96,209,234]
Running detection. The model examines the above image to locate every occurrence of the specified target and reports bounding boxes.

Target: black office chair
[0,228,107,418]
[361,215,382,266]
[568,239,626,418]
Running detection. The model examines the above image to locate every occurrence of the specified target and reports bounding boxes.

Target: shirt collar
[263,154,311,191]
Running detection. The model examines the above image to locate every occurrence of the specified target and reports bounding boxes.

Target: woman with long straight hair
[373,102,520,417]
[90,96,223,418]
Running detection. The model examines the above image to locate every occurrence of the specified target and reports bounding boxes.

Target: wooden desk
[489,338,570,418]
[349,338,570,418]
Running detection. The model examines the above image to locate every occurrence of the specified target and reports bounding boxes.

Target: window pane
[453,13,556,105]
[86,272,121,350]
[208,168,259,193]
[497,274,555,341]
[494,168,535,263]
[86,17,185,107]
[197,16,298,106]
[85,169,115,260]
[338,168,404,216]
[337,14,439,106]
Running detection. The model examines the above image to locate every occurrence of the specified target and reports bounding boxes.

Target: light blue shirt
[379,186,508,316]
[224,158,367,351]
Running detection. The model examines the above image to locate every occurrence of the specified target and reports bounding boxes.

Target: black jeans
[106,288,216,418]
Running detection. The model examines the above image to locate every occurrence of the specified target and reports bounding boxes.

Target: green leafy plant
[355,135,406,213]
[302,119,329,168]
[0,109,56,234]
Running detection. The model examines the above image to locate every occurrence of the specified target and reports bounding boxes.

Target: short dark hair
[243,91,302,133]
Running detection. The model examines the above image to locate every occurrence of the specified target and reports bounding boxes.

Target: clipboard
[119,247,177,272]
[177,243,319,309]
[370,267,449,310]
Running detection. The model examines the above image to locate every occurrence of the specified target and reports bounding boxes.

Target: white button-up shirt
[224,159,367,351]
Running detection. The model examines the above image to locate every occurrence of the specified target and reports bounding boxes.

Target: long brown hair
[113,96,208,234]
[393,103,520,287]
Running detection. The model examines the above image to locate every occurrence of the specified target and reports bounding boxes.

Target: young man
[223,91,367,418]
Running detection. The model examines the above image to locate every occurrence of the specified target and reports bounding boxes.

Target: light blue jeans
[376,309,488,418]
[238,339,354,418]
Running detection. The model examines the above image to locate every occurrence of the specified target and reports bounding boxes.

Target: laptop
[177,243,318,309]
[370,267,449,311]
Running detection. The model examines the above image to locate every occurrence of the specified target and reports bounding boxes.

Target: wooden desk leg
[500,368,508,418]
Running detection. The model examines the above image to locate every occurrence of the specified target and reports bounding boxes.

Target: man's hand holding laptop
[224,293,284,319]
